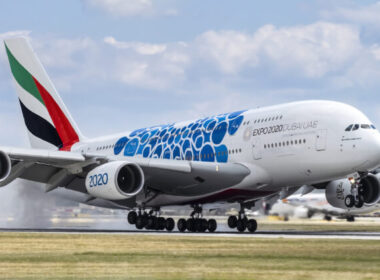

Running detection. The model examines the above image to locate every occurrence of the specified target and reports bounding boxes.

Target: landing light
[349,177,356,184]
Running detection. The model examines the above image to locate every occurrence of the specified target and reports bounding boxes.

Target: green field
[0,233,379,280]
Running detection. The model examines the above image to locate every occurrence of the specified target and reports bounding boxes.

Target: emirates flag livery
[5,39,81,151]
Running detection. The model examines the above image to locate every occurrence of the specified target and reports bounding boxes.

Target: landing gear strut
[176,205,217,233]
[227,204,257,233]
[345,177,364,208]
[127,209,175,232]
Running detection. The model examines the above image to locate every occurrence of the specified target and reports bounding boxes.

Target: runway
[1,228,380,240]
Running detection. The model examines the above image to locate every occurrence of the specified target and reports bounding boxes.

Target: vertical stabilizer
[4,37,84,151]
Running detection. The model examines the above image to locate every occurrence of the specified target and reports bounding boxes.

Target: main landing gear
[344,177,364,208]
[127,210,175,231]
[177,205,217,233]
[227,204,257,233]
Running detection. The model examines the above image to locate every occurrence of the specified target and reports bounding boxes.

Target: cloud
[321,1,380,26]
[82,0,177,17]
[196,22,361,78]
[104,36,189,90]
[104,36,167,55]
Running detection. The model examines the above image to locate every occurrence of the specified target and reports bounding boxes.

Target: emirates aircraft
[1,37,380,233]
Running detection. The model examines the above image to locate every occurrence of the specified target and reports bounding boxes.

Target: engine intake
[0,151,11,182]
[85,161,144,200]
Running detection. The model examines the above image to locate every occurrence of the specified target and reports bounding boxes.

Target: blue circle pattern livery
[114,110,246,163]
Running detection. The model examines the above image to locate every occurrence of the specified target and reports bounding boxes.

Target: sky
[1,0,380,146]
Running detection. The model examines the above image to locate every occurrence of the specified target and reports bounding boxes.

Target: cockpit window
[345,124,376,131]
[345,124,353,131]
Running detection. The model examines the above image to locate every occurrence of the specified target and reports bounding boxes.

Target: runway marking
[1,228,380,240]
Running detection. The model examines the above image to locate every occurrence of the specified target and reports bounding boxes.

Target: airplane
[270,189,380,222]
[1,37,380,233]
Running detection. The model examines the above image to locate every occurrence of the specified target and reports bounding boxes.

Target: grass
[255,218,380,232]
[0,233,379,279]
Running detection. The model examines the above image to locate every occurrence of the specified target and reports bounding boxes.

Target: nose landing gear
[344,177,365,208]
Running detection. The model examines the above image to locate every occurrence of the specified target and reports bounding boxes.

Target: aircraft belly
[144,187,276,207]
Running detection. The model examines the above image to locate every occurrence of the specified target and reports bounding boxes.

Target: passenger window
[361,124,370,129]
[371,125,376,129]
[352,124,359,131]
[345,124,353,131]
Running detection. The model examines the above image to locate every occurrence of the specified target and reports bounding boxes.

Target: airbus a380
[1,37,380,233]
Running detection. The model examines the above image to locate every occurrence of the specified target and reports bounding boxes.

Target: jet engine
[85,161,144,200]
[325,174,380,209]
[0,151,11,182]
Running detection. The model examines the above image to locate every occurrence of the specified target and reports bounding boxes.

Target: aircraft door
[252,138,262,160]
[315,129,327,151]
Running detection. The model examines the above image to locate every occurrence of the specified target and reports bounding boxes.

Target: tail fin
[4,37,84,151]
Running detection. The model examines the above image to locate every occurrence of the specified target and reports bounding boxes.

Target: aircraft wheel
[177,218,187,232]
[127,211,137,224]
[346,216,355,222]
[324,215,332,221]
[186,218,196,232]
[208,219,217,233]
[247,219,257,233]
[354,195,364,208]
[165,218,175,231]
[201,219,209,232]
[344,195,355,208]
[135,216,145,230]
[236,219,246,232]
[194,219,203,232]
[146,216,157,229]
[228,216,237,228]
[157,217,166,230]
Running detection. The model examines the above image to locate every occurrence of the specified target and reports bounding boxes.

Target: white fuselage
[71,100,380,207]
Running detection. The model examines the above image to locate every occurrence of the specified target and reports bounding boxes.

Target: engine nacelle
[85,161,144,200]
[326,174,380,209]
[0,151,11,182]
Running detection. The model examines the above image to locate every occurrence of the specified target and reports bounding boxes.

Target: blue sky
[2,0,380,146]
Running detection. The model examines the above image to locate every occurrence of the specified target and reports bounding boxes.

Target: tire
[346,216,355,222]
[165,218,175,231]
[201,219,209,232]
[324,215,332,222]
[228,216,237,228]
[127,211,137,224]
[177,218,187,232]
[135,216,145,230]
[157,217,166,230]
[236,219,246,232]
[208,219,217,233]
[146,216,156,229]
[186,218,195,232]
[195,219,203,232]
[247,219,257,233]
[354,195,364,208]
[345,195,355,208]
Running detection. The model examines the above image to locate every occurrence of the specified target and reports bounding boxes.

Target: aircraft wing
[0,147,252,197]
